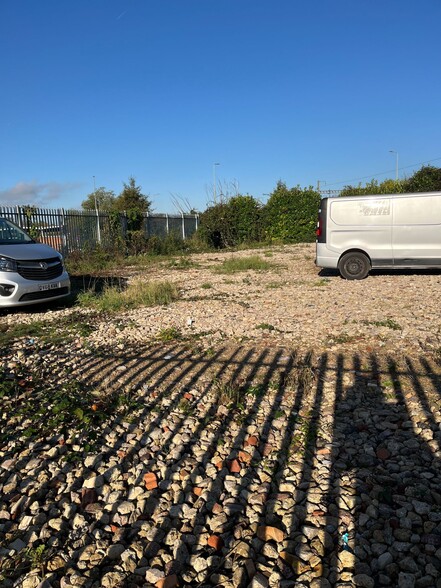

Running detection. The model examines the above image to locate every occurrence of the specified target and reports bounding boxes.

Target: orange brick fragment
[215,460,224,470]
[156,575,179,588]
[193,487,203,496]
[245,435,258,447]
[229,459,241,473]
[207,535,224,550]
[317,448,331,455]
[238,450,252,464]
[184,392,193,400]
[144,472,158,490]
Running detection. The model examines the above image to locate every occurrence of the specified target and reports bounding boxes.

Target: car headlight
[0,256,17,272]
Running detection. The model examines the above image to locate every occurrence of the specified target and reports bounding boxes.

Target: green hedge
[263,182,320,243]
[198,183,321,248]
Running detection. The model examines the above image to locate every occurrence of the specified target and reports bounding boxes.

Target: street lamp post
[389,150,399,181]
[213,163,220,203]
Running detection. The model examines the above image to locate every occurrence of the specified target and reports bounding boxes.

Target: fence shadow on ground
[1,343,440,587]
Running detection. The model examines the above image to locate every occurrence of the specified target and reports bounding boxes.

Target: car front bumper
[0,271,71,307]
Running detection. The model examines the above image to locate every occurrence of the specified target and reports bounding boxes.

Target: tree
[404,165,441,193]
[113,176,152,234]
[81,187,116,211]
[114,176,152,214]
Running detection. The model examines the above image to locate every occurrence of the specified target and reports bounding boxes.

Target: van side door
[392,195,441,266]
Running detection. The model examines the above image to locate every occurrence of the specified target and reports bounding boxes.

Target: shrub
[404,165,441,193]
[263,182,320,243]
[340,178,406,196]
[198,195,263,248]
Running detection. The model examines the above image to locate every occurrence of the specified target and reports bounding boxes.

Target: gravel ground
[4,242,441,355]
[1,244,441,588]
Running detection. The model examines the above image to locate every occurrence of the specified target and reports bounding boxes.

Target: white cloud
[0,180,81,207]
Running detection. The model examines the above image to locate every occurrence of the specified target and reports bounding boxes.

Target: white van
[315,191,441,279]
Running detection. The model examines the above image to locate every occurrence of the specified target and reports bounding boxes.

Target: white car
[0,217,70,307]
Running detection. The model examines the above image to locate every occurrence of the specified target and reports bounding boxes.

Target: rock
[257,525,285,542]
[106,543,125,560]
[354,574,375,588]
[398,572,416,588]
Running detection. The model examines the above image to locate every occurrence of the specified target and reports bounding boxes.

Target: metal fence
[0,206,199,256]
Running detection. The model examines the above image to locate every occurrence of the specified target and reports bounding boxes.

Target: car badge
[39,262,48,270]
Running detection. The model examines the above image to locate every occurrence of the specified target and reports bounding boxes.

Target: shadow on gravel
[1,345,440,587]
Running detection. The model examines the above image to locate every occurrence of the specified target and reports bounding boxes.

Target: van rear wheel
[338,252,370,280]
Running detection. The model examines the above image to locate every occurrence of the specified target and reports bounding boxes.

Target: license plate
[39,282,61,291]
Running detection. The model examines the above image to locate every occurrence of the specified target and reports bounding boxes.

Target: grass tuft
[214,255,274,274]
[77,280,179,312]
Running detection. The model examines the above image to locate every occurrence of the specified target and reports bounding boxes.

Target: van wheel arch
[338,250,371,280]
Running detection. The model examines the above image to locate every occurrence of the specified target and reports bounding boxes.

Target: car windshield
[0,218,34,245]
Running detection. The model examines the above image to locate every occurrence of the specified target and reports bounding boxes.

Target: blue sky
[1,0,440,212]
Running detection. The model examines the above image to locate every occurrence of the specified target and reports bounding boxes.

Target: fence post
[96,208,101,244]
[166,214,169,236]
[60,208,67,256]
[195,213,198,232]
[182,212,185,240]
[15,205,22,228]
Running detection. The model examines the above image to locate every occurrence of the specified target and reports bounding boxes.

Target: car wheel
[338,252,370,280]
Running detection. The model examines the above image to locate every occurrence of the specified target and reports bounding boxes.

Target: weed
[246,384,266,397]
[313,278,329,287]
[381,378,394,388]
[214,256,274,274]
[255,323,276,331]
[26,544,48,569]
[327,332,358,344]
[214,378,243,408]
[285,360,316,392]
[363,318,402,331]
[167,257,198,270]
[266,281,284,289]
[157,327,182,342]
[201,282,213,289]
[178,399,195,416]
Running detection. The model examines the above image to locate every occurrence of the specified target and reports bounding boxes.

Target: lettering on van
[359,200,390,217]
